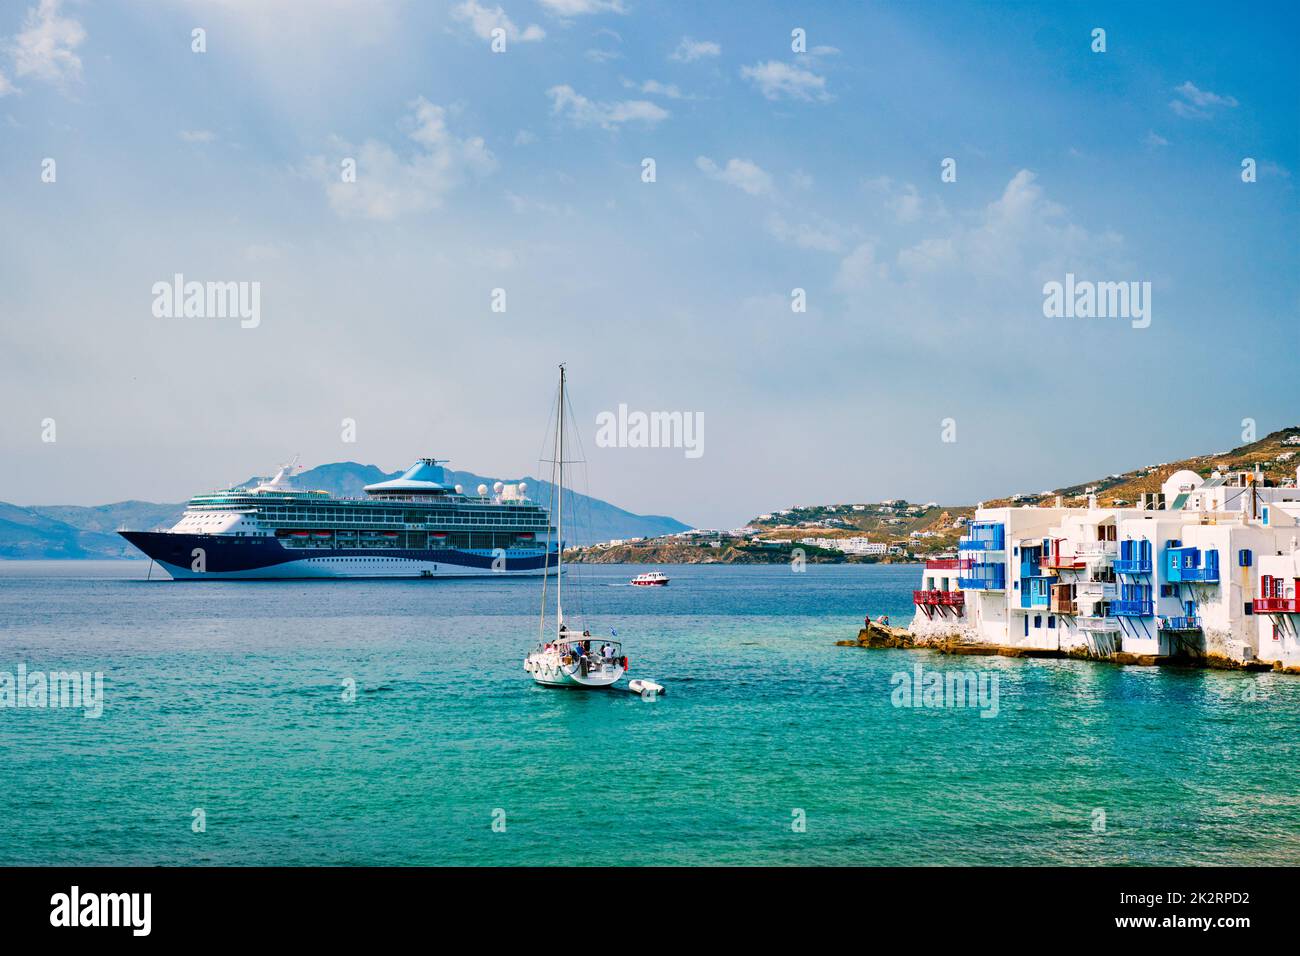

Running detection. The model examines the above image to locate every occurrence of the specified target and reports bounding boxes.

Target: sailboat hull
[524,653,624,688]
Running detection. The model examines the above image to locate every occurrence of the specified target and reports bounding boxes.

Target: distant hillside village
[572,427,1300,566]
[571,498,970,565]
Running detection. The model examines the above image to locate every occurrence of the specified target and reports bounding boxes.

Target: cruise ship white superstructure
[912,467,1300,668]
[120,459,558,580]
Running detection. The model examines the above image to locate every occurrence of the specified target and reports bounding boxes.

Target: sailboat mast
[555,364,565,631]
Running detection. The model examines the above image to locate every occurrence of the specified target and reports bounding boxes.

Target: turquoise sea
[1,561,1297,866]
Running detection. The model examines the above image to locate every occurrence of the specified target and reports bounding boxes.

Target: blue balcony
[1021,575,1052,608]
[1164,546,1219,583]
[1115,539,1153,575]
[1160,615,1201,631]
[958,522,1005,552]
[1114,558,1152,574]
[1112,599,1153,617]
[959,564,1006,591]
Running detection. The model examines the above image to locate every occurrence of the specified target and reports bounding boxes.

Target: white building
[912,468,1300,665]
[1255,549,1300,667]
[800,536,888,556]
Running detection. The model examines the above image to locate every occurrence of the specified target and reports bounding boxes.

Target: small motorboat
[631,571,669,587]
[628,678,665,698]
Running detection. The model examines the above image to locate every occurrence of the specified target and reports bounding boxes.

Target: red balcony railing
[1041,555,1086,571]
[913,589,965,607]
[1255,597,1300,614]
[925,559,960,570]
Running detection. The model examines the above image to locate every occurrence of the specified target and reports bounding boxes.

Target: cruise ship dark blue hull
[119,532,556,580]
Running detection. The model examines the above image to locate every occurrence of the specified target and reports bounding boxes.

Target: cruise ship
[119,459,558,580]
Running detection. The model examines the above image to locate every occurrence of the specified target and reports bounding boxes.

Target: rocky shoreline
[566,541,918,565]
[837,621,1300,674]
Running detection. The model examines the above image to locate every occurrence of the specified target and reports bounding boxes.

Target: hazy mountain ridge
[0,461,689,558]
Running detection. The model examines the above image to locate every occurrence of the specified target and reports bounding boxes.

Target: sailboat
[523,365,628,689]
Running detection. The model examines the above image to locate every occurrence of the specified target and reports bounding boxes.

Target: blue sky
[1,0,1296,528]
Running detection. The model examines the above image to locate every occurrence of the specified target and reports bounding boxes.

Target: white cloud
[179,129,217,143]
[1145,131,1169,147]
[890,183,923,223]
[1175,81,1238,108]
[862,176,943,224]
[1258,160,1292,180]
[836,241,886,290]
[844,170,1123,292]
[585,48,621,63]
[311,97,496,220]
[670,37,720,62]
[505,192,574,217]
[695,156,772,196]
[821,170,1138,357]
[452,1,544,44]
[895,237,954,274]
[1170,81,1237,119]
[538,0,625,14]
[623,78,682,99]
[0,71,14,96]
[546,85,668,130]
[244,243,283,261]
[740,61,828,101]
[8,0,86,85]
[764,213,843,252]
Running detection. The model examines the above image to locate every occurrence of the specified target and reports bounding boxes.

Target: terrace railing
[1077,617,1122,633]
[1254,597,1300,614]
[913,590,965,607]
[958,565,1007,590]
[1114,557,1152,574]
[1075,540,1118,556]
[1111,598,1153,617]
